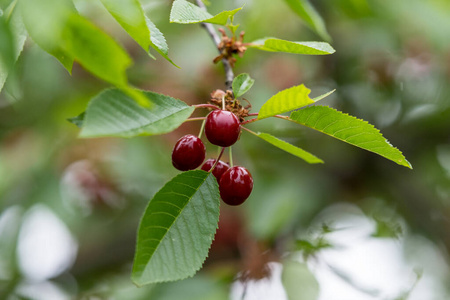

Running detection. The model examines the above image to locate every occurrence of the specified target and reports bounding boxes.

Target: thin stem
[222,95,225,110]
[195,0,234,91]
[209,147,226,172]
[194,104,219,110]
[229,147,233,167]
[241,125,259,137]
[240,118,258,125]
[246,113,259,116]
[198,119,207,139]
[185,117,206,122]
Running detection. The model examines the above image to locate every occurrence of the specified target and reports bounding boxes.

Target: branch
[195,0,234,91]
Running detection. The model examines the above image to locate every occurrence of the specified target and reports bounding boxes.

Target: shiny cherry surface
[219,166,253,206]
[205,110,240,147]
[201,159,230,182]
[172,134,205,171]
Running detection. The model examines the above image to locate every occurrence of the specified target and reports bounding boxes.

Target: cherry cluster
[171,109,253,206]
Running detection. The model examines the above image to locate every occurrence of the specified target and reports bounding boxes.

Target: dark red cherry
[205,110,240,147]
[201,159,230,182]
[172,134,205,171]
[219,166,253,206]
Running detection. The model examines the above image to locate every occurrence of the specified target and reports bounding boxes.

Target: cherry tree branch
[195,0,234,91]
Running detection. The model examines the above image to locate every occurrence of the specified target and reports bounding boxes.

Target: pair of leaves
[170,0,241,25]
[20,0,130,86]
[20,0,175,93]
[71,88,194,138]
[248,84,411,168]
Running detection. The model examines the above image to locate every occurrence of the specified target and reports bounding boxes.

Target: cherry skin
[201,159,230,182]
[205,110,240,147]
[172,134,205,171]
[219,166,253,206]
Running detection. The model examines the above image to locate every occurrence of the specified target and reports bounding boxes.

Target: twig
[194,104,220,110]
[195,0,234,91]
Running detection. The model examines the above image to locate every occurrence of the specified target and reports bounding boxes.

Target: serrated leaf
[0,2,27,94]
[289,106,412,168]
[99,0,177,66]
[20,0,75,72]
[132,170,220,286]
[0,15,14,93]
[284,0,331,42]
[249,38,335,55]
[170,0,241,25]
[232,73,254,98]
[67,112,85,128]
[259,85,334,120]
[254,132,323,164]
[282,261,319,300]
[80,88,195,138]
[63,14,131,87]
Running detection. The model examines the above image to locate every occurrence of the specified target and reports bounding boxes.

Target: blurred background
[1,0,450,299]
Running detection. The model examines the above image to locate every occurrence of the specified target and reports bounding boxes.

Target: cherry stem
[240,125,259,137]
[244,112,290,120]
[185,117,206,122]
[229,147,233,168]
[194,104,220,110]
[209,147,226,172]
[198,119,206,139]
[240,118,258,125]
[222,95,226,110]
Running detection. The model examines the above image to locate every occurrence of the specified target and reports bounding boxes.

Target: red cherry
[172,134,205,171]
[205,110,240,147]
[201,159,230,182]
[219,166,253,206]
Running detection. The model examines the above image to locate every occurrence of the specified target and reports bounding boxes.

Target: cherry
[201,159,230,182]
[205,110,240,147]
[172,134,205,171]
[219,166,253,206]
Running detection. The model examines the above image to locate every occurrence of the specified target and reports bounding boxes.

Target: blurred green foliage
[1,0,450,299]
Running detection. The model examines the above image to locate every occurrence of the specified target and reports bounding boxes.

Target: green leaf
[0,15,14,93]
[99,0,177,66]
[284,0,331,42]
[254,132,323,164]
[282,261,319,300]
[259,85,334,120]
[289,106,412,168]
[132,170,220,285]
[0,2,28,94]
[67,112,85,128]
[232,73,255,98]
[62,14,132,87]
[80,88,195,138]
[170,0,242,25]
[249,38,335,55]
[20,0,75,72]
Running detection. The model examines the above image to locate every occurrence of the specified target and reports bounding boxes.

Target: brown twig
[195,0,234,91]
